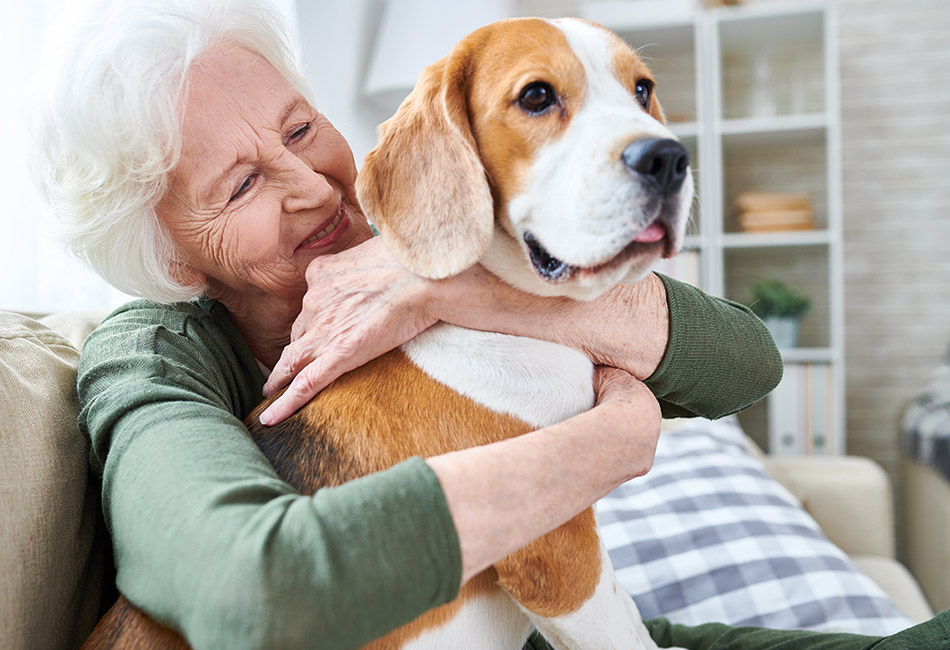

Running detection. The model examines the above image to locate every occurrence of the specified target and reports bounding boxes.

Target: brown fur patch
[495,508,602,618]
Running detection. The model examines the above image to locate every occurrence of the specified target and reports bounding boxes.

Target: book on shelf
[735,191,816,233]
[768,362,836,456]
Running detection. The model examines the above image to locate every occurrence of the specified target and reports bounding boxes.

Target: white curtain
[0,0,299,314]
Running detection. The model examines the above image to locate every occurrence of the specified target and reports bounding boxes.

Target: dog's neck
[402,324,595,429]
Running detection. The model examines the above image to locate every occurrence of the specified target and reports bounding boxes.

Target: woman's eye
[229,173,258,203]
[518,82,558,114]
[635,80,653,110]
[288,123,311,142]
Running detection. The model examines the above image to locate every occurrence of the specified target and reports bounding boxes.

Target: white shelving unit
[583,0,845,455]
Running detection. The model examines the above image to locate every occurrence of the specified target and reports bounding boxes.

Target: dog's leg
[532,543,686,650]
[494,508,672,650]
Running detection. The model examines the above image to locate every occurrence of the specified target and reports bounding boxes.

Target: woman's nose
[281,154,334,214]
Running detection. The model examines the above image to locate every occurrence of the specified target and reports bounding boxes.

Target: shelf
[721,230,832,249]
[781,347,835,364]
[720,114,827,145]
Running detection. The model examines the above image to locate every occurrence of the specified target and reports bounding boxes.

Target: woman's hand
[588,365,662,478]
[259,237,438,425]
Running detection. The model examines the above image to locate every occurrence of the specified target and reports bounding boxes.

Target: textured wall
[836,0,950,487]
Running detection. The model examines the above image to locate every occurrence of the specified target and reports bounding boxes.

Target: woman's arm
[261,236,781,425]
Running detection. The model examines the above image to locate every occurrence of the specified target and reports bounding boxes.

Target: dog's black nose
[622,137,690,196]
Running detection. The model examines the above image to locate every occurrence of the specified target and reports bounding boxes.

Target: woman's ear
[168,260,206,292]
[356,42,494,280]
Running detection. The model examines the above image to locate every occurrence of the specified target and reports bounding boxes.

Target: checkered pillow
[902,352,950,480]
[597,417,913,636]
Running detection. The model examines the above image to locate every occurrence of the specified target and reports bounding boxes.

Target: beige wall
[520,0,950,492]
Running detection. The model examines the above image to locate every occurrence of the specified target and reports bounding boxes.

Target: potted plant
[747,279,811,348]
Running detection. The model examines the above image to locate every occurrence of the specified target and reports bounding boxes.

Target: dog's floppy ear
[357,43,493,279]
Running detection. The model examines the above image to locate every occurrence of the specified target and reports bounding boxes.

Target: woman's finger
[259,356,341,426]
[262,340,309,396]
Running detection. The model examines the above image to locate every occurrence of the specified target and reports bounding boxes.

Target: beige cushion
[762,455,896,559]
[851,556,934,623]
[0,312,106,649]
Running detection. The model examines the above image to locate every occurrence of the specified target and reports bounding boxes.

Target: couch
[901,351,950,613]
[0,310,935,649]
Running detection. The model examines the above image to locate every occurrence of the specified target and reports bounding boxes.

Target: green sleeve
[646,274,783,420]
[78,300,461,650]
[644,612,950,649]
[644,618,879,649]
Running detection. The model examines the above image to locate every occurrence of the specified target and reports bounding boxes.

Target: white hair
[32,0,312,303]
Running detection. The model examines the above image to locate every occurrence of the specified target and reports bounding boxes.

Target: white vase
[763,316,800,348]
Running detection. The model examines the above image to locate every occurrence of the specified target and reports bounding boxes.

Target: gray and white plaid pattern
[902,350,950,480]
[597,417,913,636]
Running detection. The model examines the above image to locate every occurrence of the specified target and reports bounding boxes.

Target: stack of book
[735,192,815,232]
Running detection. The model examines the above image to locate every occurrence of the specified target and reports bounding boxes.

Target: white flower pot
[763,316,801,348]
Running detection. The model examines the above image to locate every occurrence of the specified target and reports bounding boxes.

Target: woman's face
[158,43,373,305]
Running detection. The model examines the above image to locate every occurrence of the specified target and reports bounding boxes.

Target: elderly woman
[31,0,873,648]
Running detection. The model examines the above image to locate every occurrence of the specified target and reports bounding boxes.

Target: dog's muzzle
[522,136,690,284]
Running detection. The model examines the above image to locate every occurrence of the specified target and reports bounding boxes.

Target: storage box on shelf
[586,0,844,455]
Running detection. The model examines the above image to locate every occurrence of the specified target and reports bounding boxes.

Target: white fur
[402,324,594,430]
[401,588,534,650]
[480,18,693,301]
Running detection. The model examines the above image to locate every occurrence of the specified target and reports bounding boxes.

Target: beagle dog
[84,17,692,650]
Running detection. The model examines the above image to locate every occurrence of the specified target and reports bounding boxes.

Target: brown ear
[356,44,494,279]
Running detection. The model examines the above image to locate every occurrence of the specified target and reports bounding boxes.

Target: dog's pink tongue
[634,223,665,243]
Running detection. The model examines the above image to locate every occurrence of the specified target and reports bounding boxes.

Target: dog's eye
[635,80,653,110]
[518,82,557,114]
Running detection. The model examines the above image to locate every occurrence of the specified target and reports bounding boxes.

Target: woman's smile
[296,201,352,253]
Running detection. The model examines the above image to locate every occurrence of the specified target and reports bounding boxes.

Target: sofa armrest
[761,456,896,559]
[902,457,950,612]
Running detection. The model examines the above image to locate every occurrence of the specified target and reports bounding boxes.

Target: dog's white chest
[401,324,595,429]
